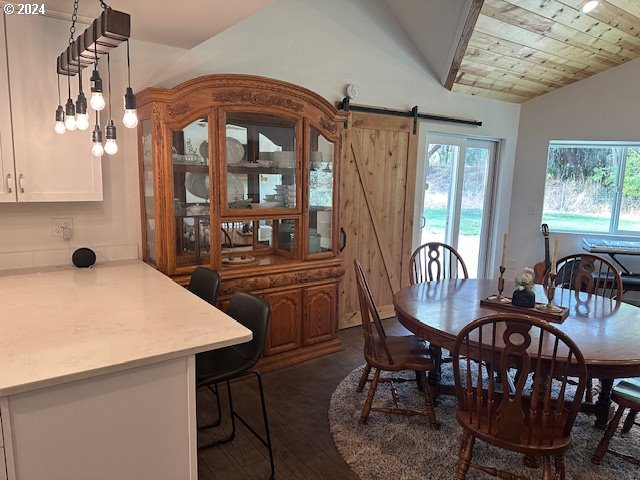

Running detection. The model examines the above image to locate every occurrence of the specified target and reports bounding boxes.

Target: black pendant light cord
[126,39,131,87]
[57,74,62,105]
[107,53,112,120]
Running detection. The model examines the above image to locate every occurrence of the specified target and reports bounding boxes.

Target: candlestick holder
[491,266,511,303]
[536,272,562,313]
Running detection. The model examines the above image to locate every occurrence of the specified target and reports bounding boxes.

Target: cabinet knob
[339,227,347,252]
[6,173,11,193]
[18,173,24,193]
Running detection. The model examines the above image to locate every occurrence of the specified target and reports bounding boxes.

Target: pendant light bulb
[54,105,66,134]
[104,120,118,155]
[89,69,105,111]
[122,87,138,128]
[64,98,77,131]
[75,92,89,131]
[91,125,104,157]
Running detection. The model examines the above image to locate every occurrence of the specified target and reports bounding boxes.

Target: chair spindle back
[354,259,393,365]
[452,313,587,446]
[409,242,469,284]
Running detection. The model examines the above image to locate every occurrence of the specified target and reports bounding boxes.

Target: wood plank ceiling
[449,0,640,103]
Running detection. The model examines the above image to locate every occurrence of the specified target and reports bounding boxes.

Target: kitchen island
[0,261,251,480]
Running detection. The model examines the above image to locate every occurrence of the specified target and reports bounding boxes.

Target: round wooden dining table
[393,279,640,428]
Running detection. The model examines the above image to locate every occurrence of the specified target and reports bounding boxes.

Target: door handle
[419,216,426,229]
[339,227,347,252]
[18,173,24,193]
[6,173,11,193]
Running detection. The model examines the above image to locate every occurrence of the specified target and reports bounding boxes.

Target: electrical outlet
[52,218,73,237]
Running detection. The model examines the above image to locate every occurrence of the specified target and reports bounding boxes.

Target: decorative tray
[480,296,569,323]
[222,255,257,266]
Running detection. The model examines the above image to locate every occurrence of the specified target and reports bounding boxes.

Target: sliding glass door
[416,134,497,278]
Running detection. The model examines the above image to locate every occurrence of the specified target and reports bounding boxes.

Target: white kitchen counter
[0,260,251,480]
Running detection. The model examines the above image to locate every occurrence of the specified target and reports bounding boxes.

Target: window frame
[542,140,640,235]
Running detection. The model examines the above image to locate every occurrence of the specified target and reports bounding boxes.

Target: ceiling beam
[443,0,484,90]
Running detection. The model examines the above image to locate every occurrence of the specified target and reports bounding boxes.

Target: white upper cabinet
[0,14,16,202]
[2,13,102,202]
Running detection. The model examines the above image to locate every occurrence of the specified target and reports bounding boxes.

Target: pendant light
[89,23,105,111]
[75,66,89,130]
[91,111,104,157]
[63,2,78,131]
[122,40,138,128]
[103,53,118,155]
[64,69,77,131]
[54,74,66,134]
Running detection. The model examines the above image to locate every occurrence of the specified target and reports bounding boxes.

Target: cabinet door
[303,283,337,345]
[0,15,16,202]
[5,14,102,202]
[263,289,302,355]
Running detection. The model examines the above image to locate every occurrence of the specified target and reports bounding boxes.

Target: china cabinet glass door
[141,119,156,264]
[308,127,334,255]
[224,112,298,212]
[172,117,212,267]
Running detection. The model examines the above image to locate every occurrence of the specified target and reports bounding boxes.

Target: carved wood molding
[319,116,338,133]
[166,103,191,117]
[213,91,304,112]
[220,266,344,295]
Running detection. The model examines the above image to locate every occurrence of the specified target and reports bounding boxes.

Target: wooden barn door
[339,112,419,328]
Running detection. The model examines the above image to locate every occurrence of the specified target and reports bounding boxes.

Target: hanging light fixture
[75,66,89,130]
[54,74,66,134]
[89,23,105,111]
[64,69,77,131]
[91,111,104,157]
[54,1,131,157]
[103,53,118,155]
[122,40,138,128]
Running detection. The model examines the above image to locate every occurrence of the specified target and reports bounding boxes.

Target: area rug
[329,365,640,480]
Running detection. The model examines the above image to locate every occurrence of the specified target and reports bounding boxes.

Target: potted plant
[513,267,536,308]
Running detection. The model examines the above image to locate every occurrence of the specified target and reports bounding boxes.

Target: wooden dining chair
[353,259,438,429]
[452,313,587,480]
[544,253,623,305]
[592,378,640,466]
[409,242,469,285]
[543,253,622,402]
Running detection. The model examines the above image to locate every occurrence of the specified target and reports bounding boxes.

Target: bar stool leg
[592,404,626,464]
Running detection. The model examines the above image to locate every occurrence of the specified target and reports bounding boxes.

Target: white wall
[509,56,640,278]
[0,0,520,272]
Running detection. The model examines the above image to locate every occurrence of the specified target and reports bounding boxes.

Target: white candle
[501,232,508,267]
[551,237,559,274]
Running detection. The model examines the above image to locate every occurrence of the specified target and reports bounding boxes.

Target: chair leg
[621,409,638,434]
[585,377,593,403]
[542,456,552,480]
[554,455,565,480]
[199,373,276,480]
[198,380,237,450]
[418,371,438,430]
[592,403,626,464]
[454,431,475,480]
[360,368,380,424]
[356,364,372,393]
[198,383,223,430]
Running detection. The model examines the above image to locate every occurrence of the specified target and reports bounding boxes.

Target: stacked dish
[273,151,296,168]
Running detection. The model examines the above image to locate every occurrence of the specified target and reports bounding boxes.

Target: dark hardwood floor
[197,318,408,480]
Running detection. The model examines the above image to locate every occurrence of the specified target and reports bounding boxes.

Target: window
[542,142,640,233]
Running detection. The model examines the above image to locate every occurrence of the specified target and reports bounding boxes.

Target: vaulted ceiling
[448,0,640,103]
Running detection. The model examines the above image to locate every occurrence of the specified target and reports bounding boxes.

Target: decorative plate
[198,141,208,161]
[226,137,245,165]
[185,173,209,199]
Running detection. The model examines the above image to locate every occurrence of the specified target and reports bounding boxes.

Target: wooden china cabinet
[136,75,348,369]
